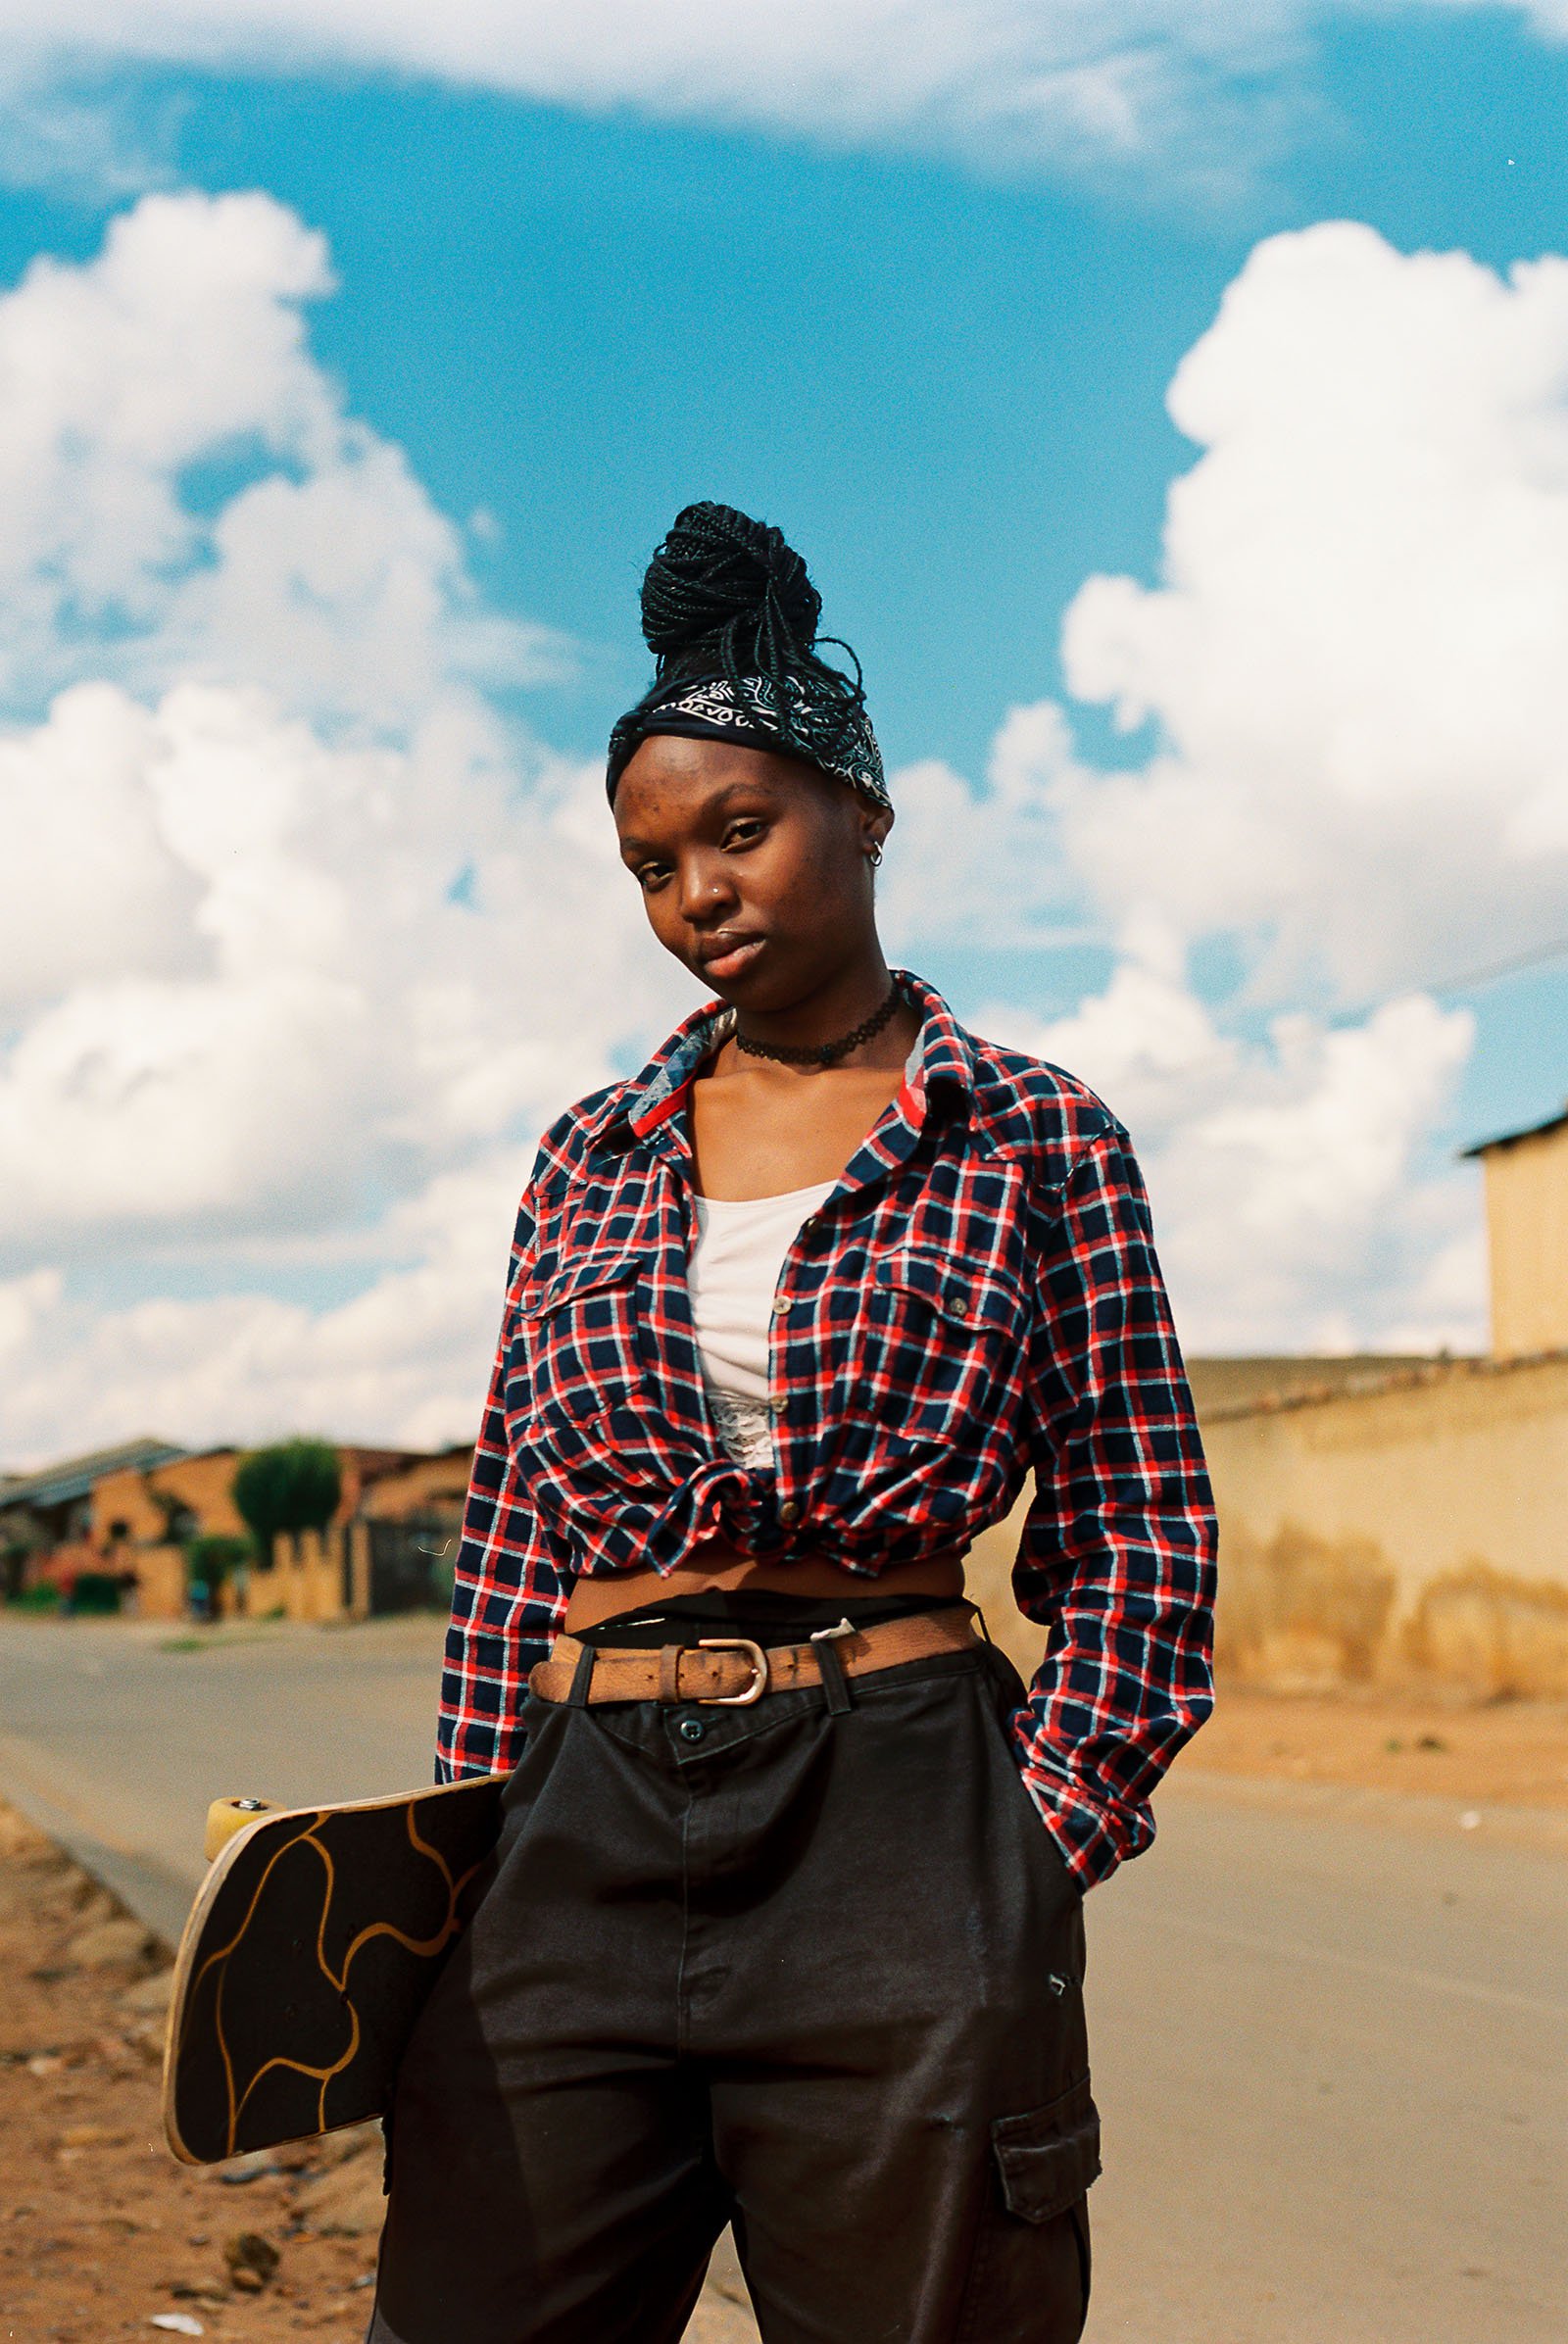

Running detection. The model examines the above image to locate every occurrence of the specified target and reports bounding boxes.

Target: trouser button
[678,1716,706,1743]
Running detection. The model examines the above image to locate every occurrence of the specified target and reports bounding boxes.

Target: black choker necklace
[734,981,904,1069]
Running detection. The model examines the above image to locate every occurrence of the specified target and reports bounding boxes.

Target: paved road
[1,1615,1563,2343]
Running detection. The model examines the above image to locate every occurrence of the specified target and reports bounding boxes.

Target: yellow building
[966,1097,1568,1701]
[1463,1101,1568,1357]
[238,1442,474,1624]
[91,1448,246,1549]
[1188,1099,1568,1697]
[1,1439,463,1624]
[85,1448,245,1619]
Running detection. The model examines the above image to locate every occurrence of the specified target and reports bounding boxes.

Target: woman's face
[612,735,891,1011]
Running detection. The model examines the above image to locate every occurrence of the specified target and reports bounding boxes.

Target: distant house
[1462,1100,1568,1358]
[356,1443,473,1613]
[1,1437,473,1623]
[91,1447,245,1551]
[240,1442,474,1625]
[0,1438,186,1601]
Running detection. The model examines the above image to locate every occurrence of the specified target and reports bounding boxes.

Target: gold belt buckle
[695,1637,768,1705]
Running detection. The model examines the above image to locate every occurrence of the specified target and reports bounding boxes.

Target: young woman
[368,504,1216,2344]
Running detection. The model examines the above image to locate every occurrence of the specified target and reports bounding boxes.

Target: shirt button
[778,1499,801,1526]
[951,1297,970,1319]
[678,1716,706,1743]
[771,1295,790,1317]
[768,1397,786,1418]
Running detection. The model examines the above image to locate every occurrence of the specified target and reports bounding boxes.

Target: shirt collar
[895,969,976,1106]
[613,968,975,1148]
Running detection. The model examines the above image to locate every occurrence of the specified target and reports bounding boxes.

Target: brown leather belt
[528,1604,981,1708]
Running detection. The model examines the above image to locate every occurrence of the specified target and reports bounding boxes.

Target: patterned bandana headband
[605,502,890,813]
[607,668,889,810]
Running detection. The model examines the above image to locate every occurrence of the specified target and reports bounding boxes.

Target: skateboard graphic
[162,1775,507,2165]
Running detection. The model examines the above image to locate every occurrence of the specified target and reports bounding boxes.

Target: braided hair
[607,503,886,806]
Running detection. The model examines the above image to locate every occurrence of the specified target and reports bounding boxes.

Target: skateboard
[162,1775,507,2165]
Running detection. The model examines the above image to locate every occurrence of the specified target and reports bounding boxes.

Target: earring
[865,843,883,867]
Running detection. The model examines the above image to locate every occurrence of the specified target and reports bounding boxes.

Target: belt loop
[809,1621,855,1716]
[566,1638,597,1708]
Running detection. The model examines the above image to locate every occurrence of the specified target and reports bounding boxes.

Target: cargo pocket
[957,2075,1100,2343]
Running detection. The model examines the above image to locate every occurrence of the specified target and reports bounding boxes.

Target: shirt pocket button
[778,1500,801,1526]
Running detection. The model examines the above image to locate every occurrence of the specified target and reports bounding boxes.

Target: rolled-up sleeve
[1009,1127,1217,1886]
[436,1186,574,1782]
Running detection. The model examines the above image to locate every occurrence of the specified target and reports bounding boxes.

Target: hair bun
[640,501,822,670]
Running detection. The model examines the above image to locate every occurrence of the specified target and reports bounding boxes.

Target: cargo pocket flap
[991,2076,1101,2224]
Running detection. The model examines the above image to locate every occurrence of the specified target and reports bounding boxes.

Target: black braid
[631,503,866,765]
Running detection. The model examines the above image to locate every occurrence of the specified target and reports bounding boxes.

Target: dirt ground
[1190,1682,1568,1809]
[3,1685,1564,2342]
[0,1801,386,2344]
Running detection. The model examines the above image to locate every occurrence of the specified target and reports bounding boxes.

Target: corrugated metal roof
[0,1438,187,1512]
[1460,1100,1568,1158]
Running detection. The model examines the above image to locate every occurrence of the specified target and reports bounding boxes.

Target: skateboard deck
[162,1774,507,2165]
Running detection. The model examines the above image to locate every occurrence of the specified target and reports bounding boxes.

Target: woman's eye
[723,819,765,850]
[636,863,671,892]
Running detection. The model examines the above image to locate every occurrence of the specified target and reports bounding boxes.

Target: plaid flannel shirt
[438,972,1216,1885]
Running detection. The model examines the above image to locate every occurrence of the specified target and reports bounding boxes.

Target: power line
[1425,933,1568,995]
[1339,930,1568,1018]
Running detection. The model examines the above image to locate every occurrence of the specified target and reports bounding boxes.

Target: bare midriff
[562,1537,967,1634]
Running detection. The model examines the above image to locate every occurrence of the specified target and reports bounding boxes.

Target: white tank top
[688,1181,834,1469]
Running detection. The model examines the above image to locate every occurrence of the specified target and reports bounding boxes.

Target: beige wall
[956,1501,1041,1685]
[336,1446,427,1520]
[243,1527,349,1624]
[233,1449,466,1623]
[91,1450,243,1545]
[1481,1117,1568,1357]
[359,1446,471,1519]
[123,1543,190,1622]
[960,1353,1568,1701]
[1202,1353,1568,1696]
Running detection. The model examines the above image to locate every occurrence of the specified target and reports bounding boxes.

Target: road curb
[0,1740,189,1949]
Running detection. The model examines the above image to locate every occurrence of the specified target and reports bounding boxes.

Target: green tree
[231,1440,342,1570]
[183,1532,252,1595]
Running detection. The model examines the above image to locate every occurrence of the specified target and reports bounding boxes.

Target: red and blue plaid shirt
[438,972,1216,1885]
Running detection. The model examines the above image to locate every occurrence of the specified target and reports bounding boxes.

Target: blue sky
[2,3,1567,1458]
[2,15,1545,768]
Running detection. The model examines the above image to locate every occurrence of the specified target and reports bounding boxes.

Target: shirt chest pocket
[860,1245,1025,1441]
[521,1250,651,1427]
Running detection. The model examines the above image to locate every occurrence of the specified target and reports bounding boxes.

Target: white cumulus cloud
[1053,221,1568,1001]
[0,191,693,1461]
[0,3,1561,196]
[0,188,558,717]
[882,219,1568,1356]
[982,951,1480,1352]
[0,1147,535,1461]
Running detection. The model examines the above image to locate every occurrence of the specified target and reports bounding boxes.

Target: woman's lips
[700,936,765,982]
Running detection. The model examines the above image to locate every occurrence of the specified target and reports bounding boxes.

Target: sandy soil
[1190,1684,1568,1809]
[0,1801,386,2344]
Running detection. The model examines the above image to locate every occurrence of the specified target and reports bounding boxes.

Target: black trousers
[368,1640,1099,2344]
